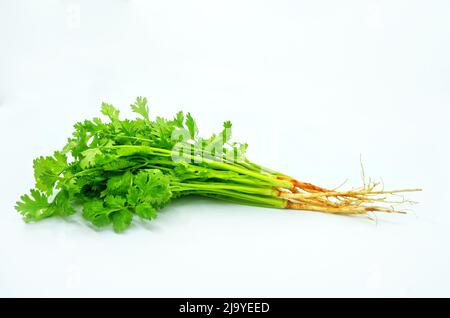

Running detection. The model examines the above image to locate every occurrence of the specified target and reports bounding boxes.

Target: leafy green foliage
[33,151,67,194]
[101,102,120,122]
[82,200,112,227]
[80,148,103,169]
[133,169,172,208]
[103,171,133,196]
[111,209,133,232]
[16,96,287,232]
[16,190,51,222]
[50,189,76,217]
[131,96,150,121]
[135,204,157,220]
[185,112,197,139]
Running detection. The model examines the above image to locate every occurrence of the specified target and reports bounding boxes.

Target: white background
[0,0,449,297]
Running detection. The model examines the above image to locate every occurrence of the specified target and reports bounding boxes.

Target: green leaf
[82,200,111,227]
[103,171,133,196]
[57,174,82,196]
[185,112,197,139]
[126,186,141,206]
[131,96,150,121]
[134,169,172,208]
[80,148,103,169]
[15,189,52,222]
[173,111,184,127]
[135,204,157,220]
[50,189,76,216]
[101,102,120,122]
[33,151,67,195]
[104,195,127,208]
[151,116,177,149]
[111,209,133,233]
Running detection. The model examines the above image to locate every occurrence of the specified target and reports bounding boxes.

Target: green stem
[169,180,287,209]
[102,136,292,184]
[172,181,277,197]
[179,187,286,209]
[108,145,292,188]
